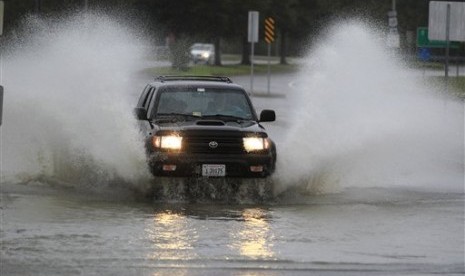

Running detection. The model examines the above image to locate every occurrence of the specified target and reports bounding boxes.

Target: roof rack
[154,75,233,83]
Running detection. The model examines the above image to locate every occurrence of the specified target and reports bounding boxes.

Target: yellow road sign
[264,17,275,44]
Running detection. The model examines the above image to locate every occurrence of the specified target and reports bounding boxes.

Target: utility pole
[35,0,42,14]
[264,17,275,95]
[445,3,451,89]
[0,1,4,127]
[248,11,259,96]
[387,0,399,48]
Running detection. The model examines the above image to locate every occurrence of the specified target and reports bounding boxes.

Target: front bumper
[191,54,211,63]
[147,151,275,178]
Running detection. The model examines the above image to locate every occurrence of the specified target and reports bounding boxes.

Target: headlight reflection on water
[232,208,275,259]
[145,211,198,261]
[144,207,275,265]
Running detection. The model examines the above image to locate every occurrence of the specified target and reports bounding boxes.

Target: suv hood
[155,120,267,136]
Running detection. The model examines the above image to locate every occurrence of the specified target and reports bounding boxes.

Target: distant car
[190,43,215,65]
[134,75,277,178]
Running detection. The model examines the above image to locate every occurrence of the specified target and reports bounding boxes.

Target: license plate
[202,164,226,177]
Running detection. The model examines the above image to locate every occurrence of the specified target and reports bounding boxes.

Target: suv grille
[184,136,245,154]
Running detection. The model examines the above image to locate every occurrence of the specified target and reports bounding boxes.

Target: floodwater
[1,182,464,275]
[1,15,464,275]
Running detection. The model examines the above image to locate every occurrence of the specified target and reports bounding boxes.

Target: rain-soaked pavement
[1,180,464,275]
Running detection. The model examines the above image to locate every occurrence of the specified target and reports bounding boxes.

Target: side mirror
[259,109,276,122]
[134,107,148,120]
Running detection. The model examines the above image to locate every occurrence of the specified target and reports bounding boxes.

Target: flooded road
[1,16,464,275]
[1,182,463,275]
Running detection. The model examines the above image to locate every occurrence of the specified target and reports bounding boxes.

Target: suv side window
[145,87,156,109]
[146,87,159,119]
[137,85,151,107]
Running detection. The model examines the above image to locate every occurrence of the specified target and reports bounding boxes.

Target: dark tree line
[2,0,439,65]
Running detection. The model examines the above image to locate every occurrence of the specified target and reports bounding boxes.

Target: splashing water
[276,21,464,194]
[1,13,152,191]
[2,17,463,199]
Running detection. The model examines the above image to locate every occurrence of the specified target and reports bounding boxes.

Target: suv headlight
[152,135,183,150]
[243,137,270,152]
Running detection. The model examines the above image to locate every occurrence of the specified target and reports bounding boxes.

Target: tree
[225,0,268,65]
[135,0,235,67]
[2,0,443,62]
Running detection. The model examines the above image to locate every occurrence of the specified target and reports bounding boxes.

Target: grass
[429,76,465,98]
[448,77,465,98]
[414,61,445,70]
[144,59,465,99]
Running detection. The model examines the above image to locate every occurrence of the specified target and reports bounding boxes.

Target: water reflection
[232,208,275,259]
[145,206,275,262]
[145,209,198,260]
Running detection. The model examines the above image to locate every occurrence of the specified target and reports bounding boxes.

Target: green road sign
[417,27,460,48]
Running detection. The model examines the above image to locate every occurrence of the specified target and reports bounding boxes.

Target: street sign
[248,11,259,43]
[417,27,460,48]
[418,48,431,62]
[428,1,465,42]
[428,2,465,88]
[264,17,275,44]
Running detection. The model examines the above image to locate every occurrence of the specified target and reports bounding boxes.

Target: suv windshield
[191,44,213,51]
[154,88,254,120]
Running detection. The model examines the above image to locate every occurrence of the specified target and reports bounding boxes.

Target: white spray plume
[276,21,464,194]
[2,13,152,189]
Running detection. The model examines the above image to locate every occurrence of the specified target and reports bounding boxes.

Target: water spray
[276,20,464,194]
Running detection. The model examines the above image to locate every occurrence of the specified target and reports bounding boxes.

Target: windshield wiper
[155,113,250,123]
[202,114,249,122]
[155,113,201,121]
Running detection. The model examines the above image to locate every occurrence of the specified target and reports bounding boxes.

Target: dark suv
[134,76,277,178]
